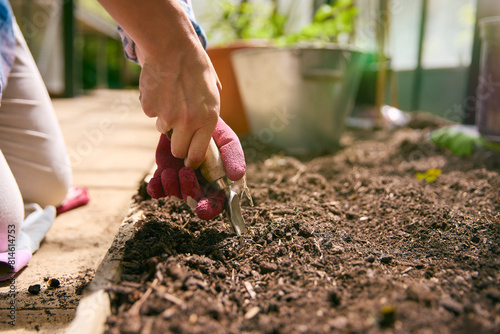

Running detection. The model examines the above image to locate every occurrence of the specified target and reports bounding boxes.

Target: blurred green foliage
[431,126,500,156]
[79,0,141,89]
[207,0,358,46]
[81,37,140,89]
[207,0,287,42]
[79,0,115,23]
[282,0,358,45]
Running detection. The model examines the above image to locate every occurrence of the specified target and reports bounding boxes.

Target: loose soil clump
[106,115,500,333]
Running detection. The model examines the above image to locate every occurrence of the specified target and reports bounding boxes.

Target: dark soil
[105,114,500,334]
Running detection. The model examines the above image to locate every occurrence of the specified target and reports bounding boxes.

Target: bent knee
[21,170,72,207]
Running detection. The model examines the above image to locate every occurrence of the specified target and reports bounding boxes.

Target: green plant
[430,125,500,156]
[280,0,358,46]
[207,0,358,46]
[207,0,287,44]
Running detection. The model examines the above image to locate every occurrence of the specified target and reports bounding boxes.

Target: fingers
[169,127,192,162]
[157,117,245,180]
[148,163,226,221]
[154,134,186,174]
[179,167,225,220]
[212,118,246,181]
[146,167,182,200]
[183,119,217,170]
[219,141,246,181]
[155,134,172,167]
[139,52,220,167]
[146,170,165,198]
[155,117,216,168]
[178,167,203,202]
[196,191,226,220]
[149,95,218,167]
[161,168,182,199]
[155,117,170,135]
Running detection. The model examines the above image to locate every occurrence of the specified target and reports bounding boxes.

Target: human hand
[147,118,246,220]
[98,0,219,169]
[138,41,222,170]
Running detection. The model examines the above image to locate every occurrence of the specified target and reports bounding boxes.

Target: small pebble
[328,290,341,307]
[380,256,393,264]
[28,284,41,295]
[188,314,198,324]
[244,306,261,320]
[331,245,344,254]
[402,267,413,274]
[441,297,463,315]
[48,278,60,288]
[328,316,348,330]
[260,262,277,274]
[485,288,500,304]
[424,270,434,279]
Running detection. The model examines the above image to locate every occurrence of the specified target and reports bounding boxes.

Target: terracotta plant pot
[207,41,269,135]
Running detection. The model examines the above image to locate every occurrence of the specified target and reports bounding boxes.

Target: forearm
[97,0,200,62]
[99,0,221,169]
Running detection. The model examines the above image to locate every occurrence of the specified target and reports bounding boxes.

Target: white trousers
[0,22,72,252]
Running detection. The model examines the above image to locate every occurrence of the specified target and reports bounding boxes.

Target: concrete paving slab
[70,147,156,174]
[0,309,75,333]
[72,171,150,189]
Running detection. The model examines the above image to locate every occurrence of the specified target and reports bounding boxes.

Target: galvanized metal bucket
[477,16,500,143]
[231,46,367,155]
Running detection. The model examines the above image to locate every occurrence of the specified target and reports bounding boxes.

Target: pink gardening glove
[147,118,246,220]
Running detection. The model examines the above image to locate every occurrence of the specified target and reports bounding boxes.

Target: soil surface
[105,114,500,334]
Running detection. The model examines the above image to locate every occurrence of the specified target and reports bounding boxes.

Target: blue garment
[0,0,15,97]
[118,0,207,64]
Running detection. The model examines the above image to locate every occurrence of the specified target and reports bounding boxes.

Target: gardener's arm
[98,0,221,169]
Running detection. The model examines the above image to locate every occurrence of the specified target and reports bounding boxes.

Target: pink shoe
[0,250,32,281]
[56,186,90,215]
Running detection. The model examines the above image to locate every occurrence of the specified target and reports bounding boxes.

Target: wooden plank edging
[65,207,143,334]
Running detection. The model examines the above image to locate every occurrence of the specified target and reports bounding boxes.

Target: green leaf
[430,126,500,156]
[314,4,335,22]
[415,168,442,182]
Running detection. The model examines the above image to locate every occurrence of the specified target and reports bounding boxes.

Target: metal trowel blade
[226,190,247,235]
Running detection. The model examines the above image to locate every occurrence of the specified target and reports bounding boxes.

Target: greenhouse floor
[0,89,158,333]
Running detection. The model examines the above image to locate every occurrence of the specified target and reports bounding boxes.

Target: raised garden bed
[103,114,500,333]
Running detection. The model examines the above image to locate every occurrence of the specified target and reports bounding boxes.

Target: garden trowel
[199,138,248,235]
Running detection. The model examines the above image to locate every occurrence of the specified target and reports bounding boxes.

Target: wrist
[100,0,202,64]
[139,3,201,62]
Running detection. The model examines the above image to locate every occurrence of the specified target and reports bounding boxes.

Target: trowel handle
[199,138,227,183]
